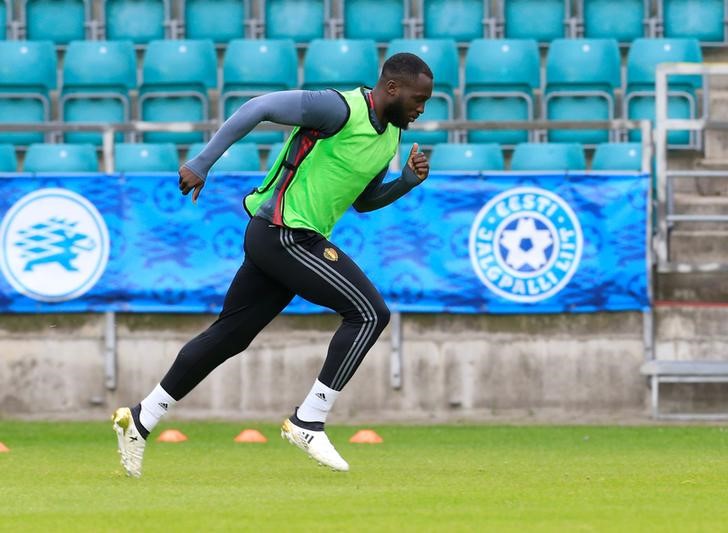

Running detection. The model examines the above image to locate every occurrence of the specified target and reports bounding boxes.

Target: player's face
[386,73,433,129]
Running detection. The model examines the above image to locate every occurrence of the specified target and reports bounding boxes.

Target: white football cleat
[281,418,349,472]
[112,407,146,478]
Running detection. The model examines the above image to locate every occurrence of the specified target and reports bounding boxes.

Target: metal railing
[654,62,728,273]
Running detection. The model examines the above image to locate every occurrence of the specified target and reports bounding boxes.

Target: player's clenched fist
[178,165,205,203]
[407,142,429,181]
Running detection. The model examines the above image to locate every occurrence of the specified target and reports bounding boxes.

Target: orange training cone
[234,429,268,443]
[0,442,9,452]
[156,429,188,443]
[349,429,383,444]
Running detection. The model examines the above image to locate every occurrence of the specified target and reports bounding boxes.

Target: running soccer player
[112,53,433,476]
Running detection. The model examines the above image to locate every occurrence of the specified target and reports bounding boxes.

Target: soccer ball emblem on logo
[469,187,583,303]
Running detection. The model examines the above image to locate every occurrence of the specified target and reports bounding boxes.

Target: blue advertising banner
[0,172,649,314]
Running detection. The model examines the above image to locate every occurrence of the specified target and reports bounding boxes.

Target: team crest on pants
[0,188,110,302]
[323,247,339,262]
[468,187,583,303]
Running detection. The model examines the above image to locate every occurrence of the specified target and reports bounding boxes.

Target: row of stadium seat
[2,0,725,45]
[0,37,703,147]
[0,142,643,173]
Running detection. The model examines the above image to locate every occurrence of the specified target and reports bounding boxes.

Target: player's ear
[385,79,400,97]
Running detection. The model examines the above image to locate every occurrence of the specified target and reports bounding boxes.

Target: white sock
[139,384,176,432]
[296,380,340,424]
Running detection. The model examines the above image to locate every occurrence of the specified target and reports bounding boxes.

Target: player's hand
[179,165,205,204]
[407,143,429,182]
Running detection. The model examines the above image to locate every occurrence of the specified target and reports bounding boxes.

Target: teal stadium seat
[139,39,217,144]
[502,0,568,41]
[24,0,87,43]
[264,0,325,42]
[303,39,379,91]
[104,0,169,44]
[184,0,246,42]
[187,142,261,172]
[265,142,286,170]
[625,38,702,146]
[343,0,403,41]
[62,40,137,145]
[23,143,98,173]
[423,0,487,41]
[114,143,179,172]
[661,0,725,43]
[1,0,9,40]
[429,143,504,171]
[545,39,621,144]
[222,39,298,145]
[386,39,459,145]
[464,39,540,145]
[0,41,57,145]
[511,143,586,171]
[581,0,648,42]
[592,143,643,171]
[0,144,17,171]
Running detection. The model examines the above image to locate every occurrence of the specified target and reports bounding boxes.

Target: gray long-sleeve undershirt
[183,89,422,213]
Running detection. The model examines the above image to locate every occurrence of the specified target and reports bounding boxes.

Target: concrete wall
[2,306,727,422]
[0,311,650,422]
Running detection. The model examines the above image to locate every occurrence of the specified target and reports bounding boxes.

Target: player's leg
[112,252,294,477]
[244,220,390,470]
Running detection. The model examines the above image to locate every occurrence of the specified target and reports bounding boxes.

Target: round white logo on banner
[469,187,583,303]
[0,188,110,302]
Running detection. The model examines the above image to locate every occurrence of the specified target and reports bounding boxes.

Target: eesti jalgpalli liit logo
[0,189,110,302]
[469,187,583,303]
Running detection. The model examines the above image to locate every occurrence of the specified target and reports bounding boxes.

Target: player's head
[377,53,433,130]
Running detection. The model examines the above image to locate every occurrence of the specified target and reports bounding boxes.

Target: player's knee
[371,299,390,331]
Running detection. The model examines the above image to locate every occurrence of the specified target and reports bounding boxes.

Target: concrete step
[656,272,728,302]
[668,229,728,263]
[669,193,728,230]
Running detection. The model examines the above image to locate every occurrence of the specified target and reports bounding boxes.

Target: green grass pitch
[1,422,727,532]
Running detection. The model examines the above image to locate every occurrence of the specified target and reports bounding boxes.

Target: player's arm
[179,90,348,202]
[353,143,430,213]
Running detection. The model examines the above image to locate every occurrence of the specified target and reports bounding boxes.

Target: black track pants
[160,216,390,400]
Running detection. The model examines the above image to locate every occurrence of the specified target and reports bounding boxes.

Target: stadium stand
[61,40,137,145]
[23,143,98,172]
[187,142,261,171]
[544,38,621,144]
[592,142,643,171]
[625,38,703,146]
[22,0,88,43]
[658,0,726,44]
[114,142,179,172]
[103,0,172,44]
[429,142,504,171]
[421,0,488,41]
[510,142,586,171]
[302,38,379,90]
[0,40,56,146]
[263,0,327,42]
[183,0,248,42]
[342,0,405,42]
[500,0,571,42]
[264,141,286,169]
[578,0,650,42]
[464,38,540,145]
[386,38,459,145]
[1,0,9,39]
[139,39,217,144]
[221,39,297,144]
[0,144,17,171]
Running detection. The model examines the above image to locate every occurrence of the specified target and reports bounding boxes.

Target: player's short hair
[381,53,433,83]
